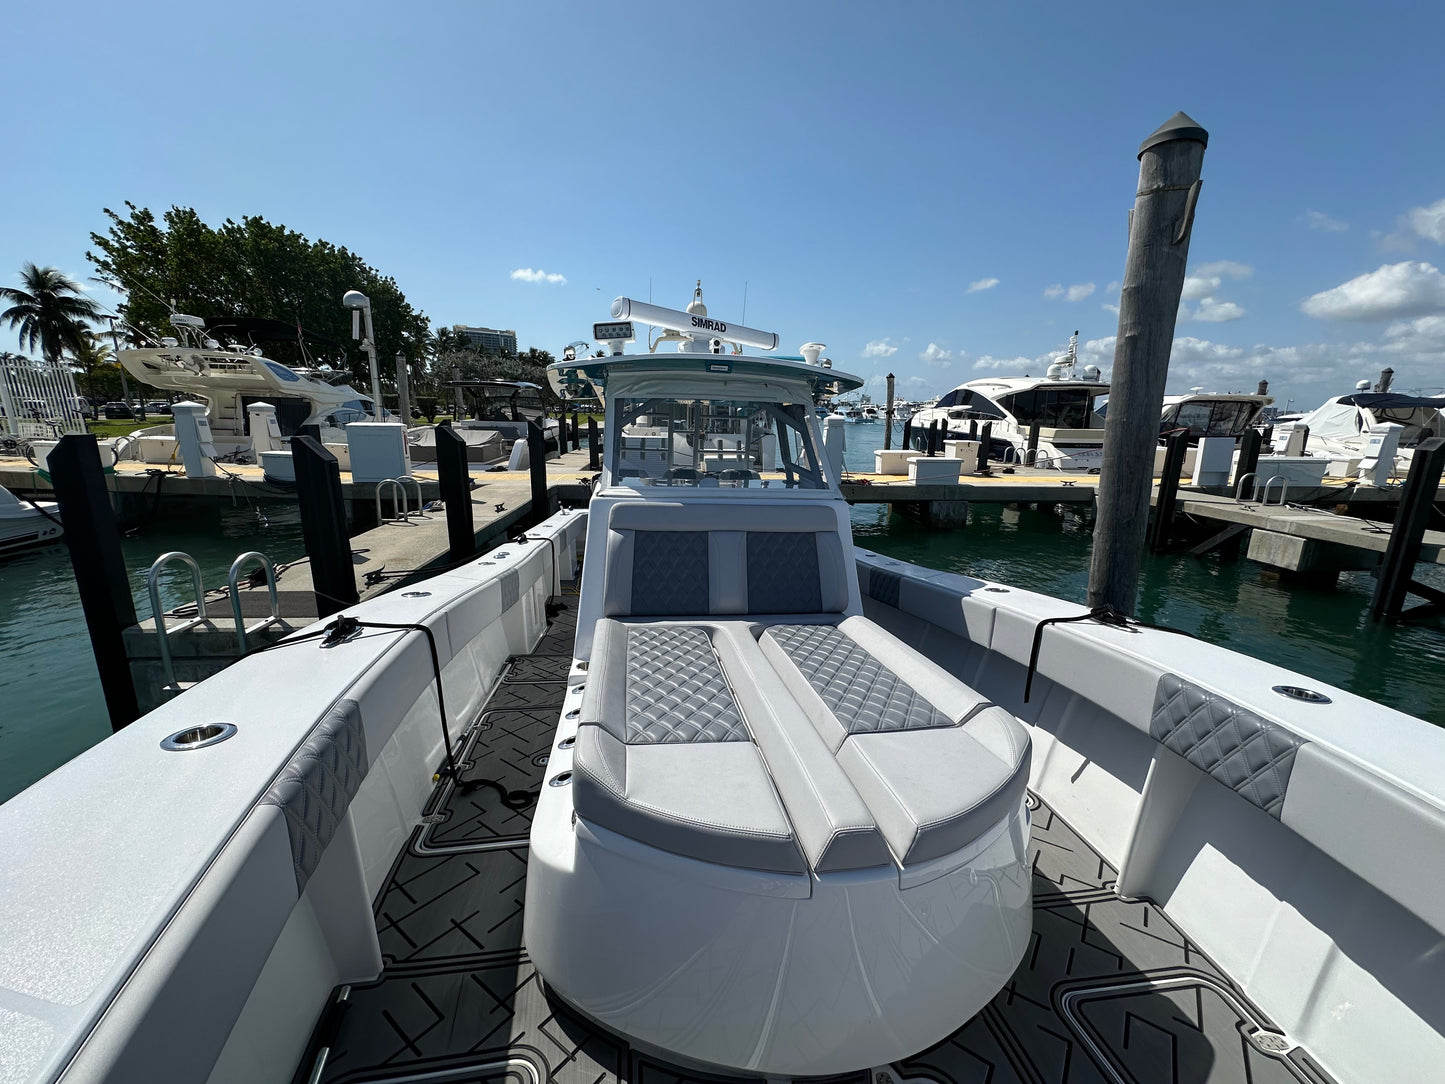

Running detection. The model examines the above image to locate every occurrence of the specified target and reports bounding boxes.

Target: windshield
[1163,400,1261,438]
[1370,405,1445,447]
[611,395,828,489]
[996,387,1102,428]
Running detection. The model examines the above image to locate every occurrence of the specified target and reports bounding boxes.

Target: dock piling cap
[1138,111,1209,158]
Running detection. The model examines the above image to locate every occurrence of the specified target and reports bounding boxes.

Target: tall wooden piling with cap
[884,373,895,451]
[1088,112,1209,614]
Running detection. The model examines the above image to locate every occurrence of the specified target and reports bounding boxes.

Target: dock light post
[394,350,412,422]
[343,290,384,420]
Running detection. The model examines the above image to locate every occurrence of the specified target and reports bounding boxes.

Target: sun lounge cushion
[760,616,1030,867]
[836,707,1030,866]
[574,620,806,874]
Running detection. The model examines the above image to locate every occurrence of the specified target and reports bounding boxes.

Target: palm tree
[70,330,116,397]
[0,263,103,365]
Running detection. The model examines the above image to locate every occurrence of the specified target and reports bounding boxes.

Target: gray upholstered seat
[760,615,1031,867]
[573,620,807,874]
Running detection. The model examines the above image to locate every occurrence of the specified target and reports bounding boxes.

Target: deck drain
[1248,1029,1292,1054]
[549,771,572,787]
[533,753,550,767]
[160,723,237,751]
[1272,685,1331,704]
[557,736,576,750]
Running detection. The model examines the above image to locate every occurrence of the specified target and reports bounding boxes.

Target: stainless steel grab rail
[146,551,208,694]
[227,551,281,652]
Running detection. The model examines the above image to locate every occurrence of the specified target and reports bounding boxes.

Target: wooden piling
[1370,436,1445,620]
[1150,429,1191,552]
[977,422,992,473]
[291,435,359,617]
[556,410,568,455]
[435,425,475,562]
[901,418,912,452]
[884,373,895,451]
[48,435,141,731]
[1088,111,1209,614]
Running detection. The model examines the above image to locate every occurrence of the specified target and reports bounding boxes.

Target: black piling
[570,412,579,445]
[884,373,895,451]
[1370,436,1445,620]
[48,435,140,731]
[977,422,992,473]
[1149,429,1191,552]
[556,410,569,455]
[1236,427,1263,489]
[968,420,978,441]
[901,418,913,452]
[435,425,475,562]
[292,436,359,617]
[927,420,939,457]
[1026,421,1041,467]
[528,419,550,525]
[586,416,601,470]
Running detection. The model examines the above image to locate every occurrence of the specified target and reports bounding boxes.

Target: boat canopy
[1300,392,1445,448]
[548,352,863,403]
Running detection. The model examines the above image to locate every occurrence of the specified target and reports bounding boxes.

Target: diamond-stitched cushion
[625,626,748,743]
[1150,674,1306,818]
[630,531,709,615]
[766,624,951,733]
[746,532,822,613]
[262,699,368,894]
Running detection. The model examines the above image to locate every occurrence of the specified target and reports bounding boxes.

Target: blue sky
[3,0,1444,410]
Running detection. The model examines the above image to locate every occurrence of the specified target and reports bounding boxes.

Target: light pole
[394,349,412,423]
[342,290,384,419]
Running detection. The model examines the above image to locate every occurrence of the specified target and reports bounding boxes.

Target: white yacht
[2,294,1442,1084]
[1157,389,1274,442]
[0,483,61,554]
[408,379,559,464]
[909,332,1109,469]
[117,313,380,461]
[1290,384,1445,466]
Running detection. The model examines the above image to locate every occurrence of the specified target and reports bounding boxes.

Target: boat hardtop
[1,289,1443,1084]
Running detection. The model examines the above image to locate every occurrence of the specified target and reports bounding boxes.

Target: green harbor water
[0,428,1441,803]
[842,422,1445,728]
[0,502,306,803]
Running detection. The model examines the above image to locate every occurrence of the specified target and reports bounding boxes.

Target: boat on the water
[408,379,559,464]
[909,332,1109,469]
[116,313,380,462]
[0,483,61,554]
[1,293,1442,1084]
[1288,385,1445,468]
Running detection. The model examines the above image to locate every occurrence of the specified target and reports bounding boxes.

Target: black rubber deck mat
[415,709,558,853]
[477,681,567,712]
[377,848,528,969]
[502,655,572,683]
[308,794,1338,1084]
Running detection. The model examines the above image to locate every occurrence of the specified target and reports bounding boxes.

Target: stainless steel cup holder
[160,723,237,751]
[401,591,431,598]
[1272,685,1331,704]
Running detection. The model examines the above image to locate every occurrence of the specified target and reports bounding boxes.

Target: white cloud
[1044,282,1095,302]
[510,267,567,285]
[1185,297,1246,323]
[862,338,899,358]
[1301,261,1445,321]
[972,354,1034,371]
[919,342,953,366]
[966,277,999,293]
[1182,260,1251,300]
[1304,210,1349,233]
[1407,199,1445,244]
[1101,302,1120,316]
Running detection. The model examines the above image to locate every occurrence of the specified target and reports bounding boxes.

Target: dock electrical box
[346,422,411,483]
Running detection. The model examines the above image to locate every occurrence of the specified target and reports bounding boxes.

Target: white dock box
[346,422,410,482]
[943,440,981,473]
[874,449,916,475]
[907,457,963,484]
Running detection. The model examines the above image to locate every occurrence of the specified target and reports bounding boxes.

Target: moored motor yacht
[117,314,380,462]
[408,379,559,464]
[0,483,61,554]
[1289,384,1445,468]
[909,332,1109,469]
[0,292,1441,1084]
[1157,388,1274,443]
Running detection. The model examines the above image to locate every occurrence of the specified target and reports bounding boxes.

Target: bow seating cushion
[760,616,1031,867]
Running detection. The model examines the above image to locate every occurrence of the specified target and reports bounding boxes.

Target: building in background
[453,324,517,355]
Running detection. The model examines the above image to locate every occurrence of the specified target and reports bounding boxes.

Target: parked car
[144,400,172,415]
[102,402,134,420]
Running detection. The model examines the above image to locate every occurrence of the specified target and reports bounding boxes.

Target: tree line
[1,203,560,408]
